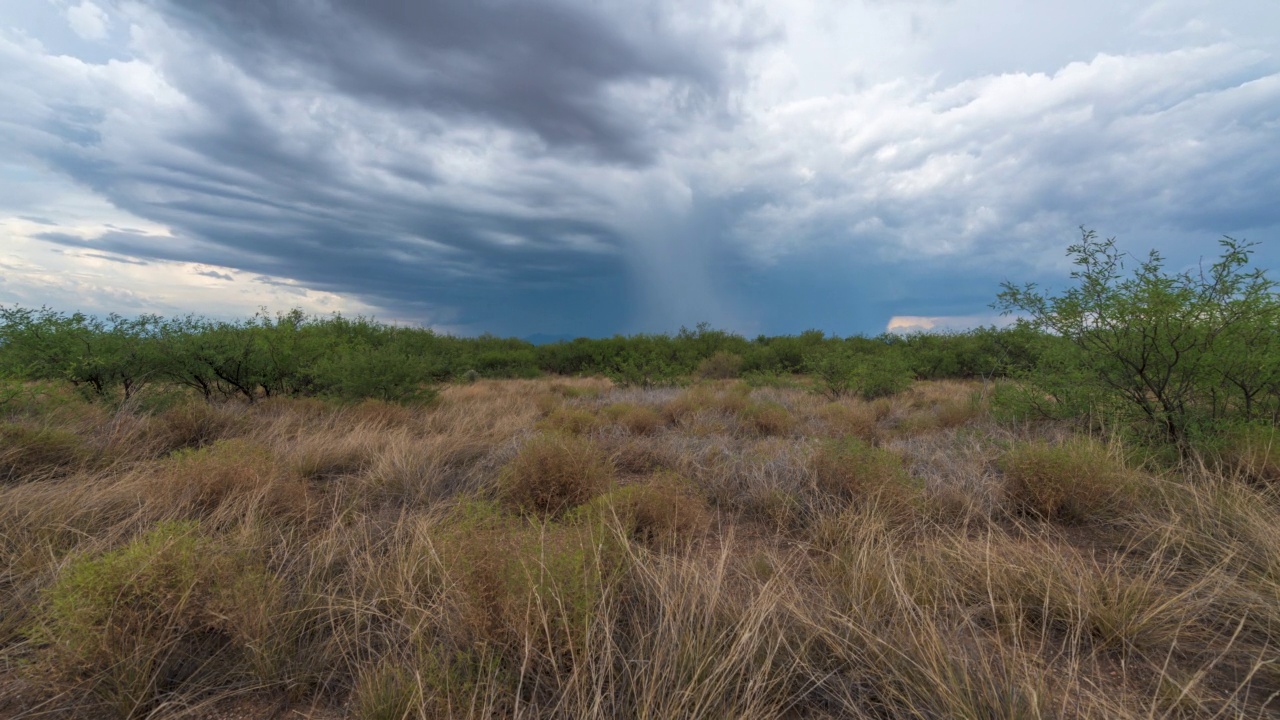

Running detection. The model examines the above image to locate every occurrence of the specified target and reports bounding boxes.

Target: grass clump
[150,400,245,454]
[999,438,1145,523]
[433,503,623,682]
[571,473,711,548]
[28,521,268,718]
[352,662,421,720]
[816,401,878,440]
[500,433,614,518]
[662,385,750,426]
[741,401,796,437]
[0,422,84,482]
[539,405,599,435]
[157,439,310,520]
[811,437,917,505]
[602,402,663,435]
[1212,424,1280,484]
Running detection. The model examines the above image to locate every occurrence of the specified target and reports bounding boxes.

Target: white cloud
[886,314,1011,333]
[704,44,1280,266]
[0,220,388,321]
[65,2,109,41]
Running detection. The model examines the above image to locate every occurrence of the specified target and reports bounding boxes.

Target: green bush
[806,347,914,400]
[1209,424,1280,484]
[997,229,1280,450]
[305,343,437,404]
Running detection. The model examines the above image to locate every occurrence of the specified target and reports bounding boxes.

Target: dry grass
[999,437,1148,523]
[500,433,615,518]
[0,376,1277,718]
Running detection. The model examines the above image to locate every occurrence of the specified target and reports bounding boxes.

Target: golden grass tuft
[662,385,750,426]
[815,400,879,440]
[539,405,599,435]
[0,422,84,482]
[999,438,1146,523]
[150,438,312,520]
[602,402,664,435]
[810,437,919,507]
[500,433,615,517]
[149,400,247,453]
[572,473,711,548]
[740,400,796,437]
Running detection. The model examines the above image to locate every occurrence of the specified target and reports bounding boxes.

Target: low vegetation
[1,230,1278,718]
[0,377,1276,719]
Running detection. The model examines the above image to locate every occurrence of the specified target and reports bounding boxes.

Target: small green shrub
[306,344,437,404]
[806,349,914,400]
[0,378,56,416]
[855,353,915,399]
[500,433,614,518]
[0,422,83,482]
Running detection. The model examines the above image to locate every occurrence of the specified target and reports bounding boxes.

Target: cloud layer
[2,0,1278,335]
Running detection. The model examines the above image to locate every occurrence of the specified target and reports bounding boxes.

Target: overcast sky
[2,0,1278,336]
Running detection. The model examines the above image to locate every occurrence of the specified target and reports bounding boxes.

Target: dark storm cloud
[148,0,735,164]
[4,1,1278,335]
[0,0,762,333]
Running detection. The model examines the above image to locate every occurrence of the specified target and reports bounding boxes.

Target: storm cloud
[1,0,1278,335]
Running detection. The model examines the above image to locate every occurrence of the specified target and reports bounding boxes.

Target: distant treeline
[0,306,1043,403]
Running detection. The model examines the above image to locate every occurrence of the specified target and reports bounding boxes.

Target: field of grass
[2,378,1278,718]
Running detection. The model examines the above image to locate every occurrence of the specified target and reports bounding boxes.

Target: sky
[1,0,1278,337]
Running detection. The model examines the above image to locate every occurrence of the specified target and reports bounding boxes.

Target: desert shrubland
[0,376,1277,719]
